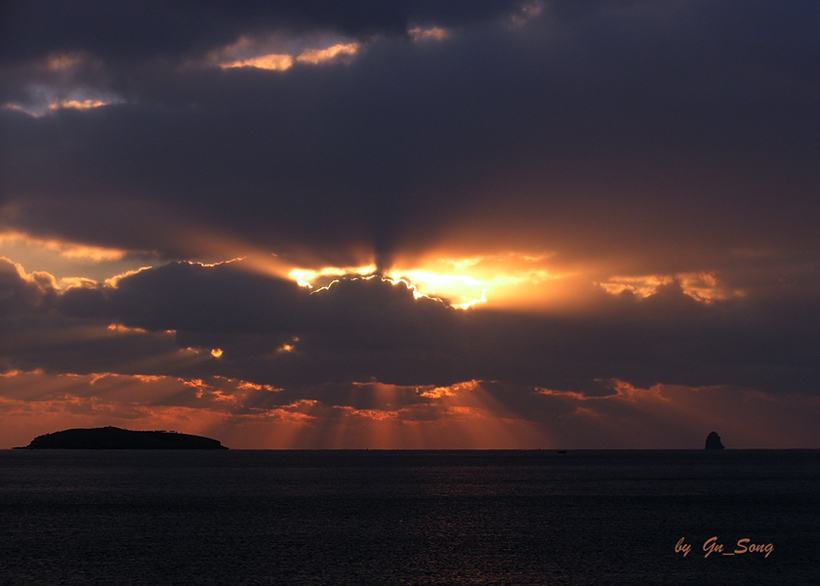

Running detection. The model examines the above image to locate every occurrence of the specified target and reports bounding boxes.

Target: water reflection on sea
[0,450,817,585]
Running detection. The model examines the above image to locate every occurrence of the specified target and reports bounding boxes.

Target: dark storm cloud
[57,259,463,364]
[44,261,820,402]
[0,257,58,316]
[2,1,818,269]
[0,315,183,377]
[60,260,305,333]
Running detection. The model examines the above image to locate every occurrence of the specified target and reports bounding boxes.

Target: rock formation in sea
[14,426,228,449]
[705,431,725,450]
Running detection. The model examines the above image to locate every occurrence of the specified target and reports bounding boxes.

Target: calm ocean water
[0,450,817,585]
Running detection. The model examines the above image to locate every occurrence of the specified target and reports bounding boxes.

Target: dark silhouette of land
[705,431,725,450]
[14,426,228,449]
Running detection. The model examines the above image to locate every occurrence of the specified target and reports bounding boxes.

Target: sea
[0,450,817,585]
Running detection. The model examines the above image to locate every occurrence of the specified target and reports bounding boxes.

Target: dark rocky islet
[705,431,725,450]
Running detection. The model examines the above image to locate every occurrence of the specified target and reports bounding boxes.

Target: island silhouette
[705,431,725,450]
[15,426,228,449]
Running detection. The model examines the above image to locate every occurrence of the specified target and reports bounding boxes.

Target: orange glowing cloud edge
[2,97,124,118]
[214,37,362,71]
[0,230,130,263]
[599,272,742,302]
[210,23,454,72]
[407,26,451,42]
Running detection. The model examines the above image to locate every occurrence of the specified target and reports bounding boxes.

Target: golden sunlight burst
[284,251,566,310]
[385,251,571,310]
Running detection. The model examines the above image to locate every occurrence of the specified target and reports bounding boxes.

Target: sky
[1,0,819,449]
